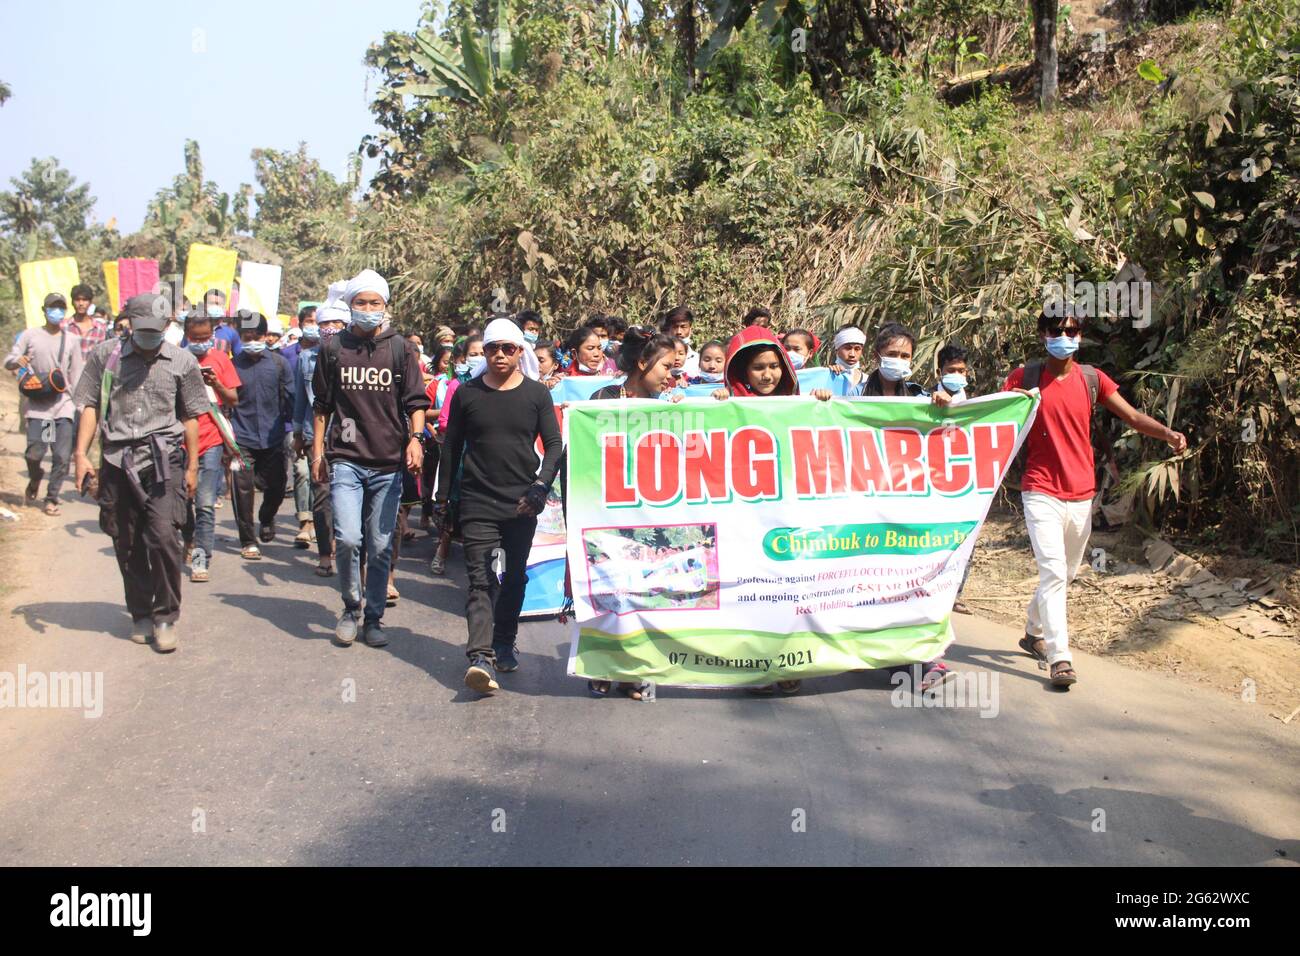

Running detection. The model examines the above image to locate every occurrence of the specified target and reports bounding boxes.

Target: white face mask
[164,323,184,347]
[788,352,806,370]
[878,356,912,382]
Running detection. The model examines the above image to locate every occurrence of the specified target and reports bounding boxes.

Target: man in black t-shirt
[436,318,562,695]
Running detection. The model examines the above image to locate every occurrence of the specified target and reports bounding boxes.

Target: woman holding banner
[584,325,682,700]
[713,326,833,695]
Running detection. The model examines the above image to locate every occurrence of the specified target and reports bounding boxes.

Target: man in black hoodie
[311,270,428,647]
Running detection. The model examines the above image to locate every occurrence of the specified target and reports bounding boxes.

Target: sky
[0,0,428,233]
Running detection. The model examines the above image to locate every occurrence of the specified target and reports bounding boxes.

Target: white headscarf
[317,279,351,326]
[833,326,867,350]
[474,317,539,381]
[344,269,390,306]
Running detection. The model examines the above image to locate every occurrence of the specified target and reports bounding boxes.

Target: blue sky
[0,0,426,232]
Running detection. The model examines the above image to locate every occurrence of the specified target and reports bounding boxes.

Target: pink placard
[117,258,160,309]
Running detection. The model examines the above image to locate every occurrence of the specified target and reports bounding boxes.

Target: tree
[1031,0,1059,109]
[0,158,96,256]
[141,140,251,276]
[249,144,355,306]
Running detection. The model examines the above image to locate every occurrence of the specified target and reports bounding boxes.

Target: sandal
[1018,633,1048,662]
[24,480,40,506]
[241,545,262,561]
[387,586,400,607]
[746,684,776,696]
[952,600,972,615]
[919,661,954,692]
[777,680,803,695]
[314,562,334,577]
[588,679,612,698]
[1050,661,1078,688]
[617,681,651,701]
[43,501,61,516]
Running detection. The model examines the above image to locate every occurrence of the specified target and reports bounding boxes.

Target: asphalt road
[0,491,1296,866]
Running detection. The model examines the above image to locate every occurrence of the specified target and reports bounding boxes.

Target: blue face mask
[455,362,470,377]
[602,339,615,356]
[350,309,385,331]
[878,357,912,382]
[788,351,806,370]
[466,355,487,377]
[242,340,268,355]
[1045,334,1080,359]
[206,305,225,319]
[301,325,320,342]
[132,330,165,351]
[523,331,538,346]
[45,308,66,323]
[941,373,968,394]
[696,370,724,383]
[188,339,215,356]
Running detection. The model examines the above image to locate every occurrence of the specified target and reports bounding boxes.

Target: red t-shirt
[1004,363,1118,501]
[198,349,242,455]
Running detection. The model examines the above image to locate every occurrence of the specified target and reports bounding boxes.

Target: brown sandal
[1018,633,1048,662]
[1050,661,1078,687]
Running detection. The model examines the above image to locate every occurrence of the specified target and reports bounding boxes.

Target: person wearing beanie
[72,293,209,653]
[311,270,429,648]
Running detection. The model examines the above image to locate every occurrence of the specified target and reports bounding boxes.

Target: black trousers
[461,515,536,661]
[420,439,440,518]
[98,452,186,624]
[311,461,334,560]
[232,443,287,546]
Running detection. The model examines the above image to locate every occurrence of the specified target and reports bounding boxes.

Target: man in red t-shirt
[180,313,241,582]
[1004,309,1186,687]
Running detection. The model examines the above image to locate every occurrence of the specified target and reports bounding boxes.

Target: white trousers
[1022,491,1093,665]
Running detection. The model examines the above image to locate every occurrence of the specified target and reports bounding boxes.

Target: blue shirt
[230,350,293,449]
[214,322,242,355]
[293,346,320,442]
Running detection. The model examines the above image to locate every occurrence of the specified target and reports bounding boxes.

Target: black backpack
[317,332,411,440]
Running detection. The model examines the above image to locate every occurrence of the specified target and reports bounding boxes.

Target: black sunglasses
[485,342,521,356]
[1046,326,1082,337]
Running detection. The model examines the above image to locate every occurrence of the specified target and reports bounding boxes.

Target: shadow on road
[9,600,132,640]
[979,783,1300,865]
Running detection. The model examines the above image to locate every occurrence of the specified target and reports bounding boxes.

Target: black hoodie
[312,325,430,473]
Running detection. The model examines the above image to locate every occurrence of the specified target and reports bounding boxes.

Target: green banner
[564,392,1038,687]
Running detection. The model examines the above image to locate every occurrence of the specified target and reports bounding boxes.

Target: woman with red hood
[713,327,831,695]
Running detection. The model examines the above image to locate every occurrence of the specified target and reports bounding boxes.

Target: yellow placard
[103,260,120,313]
[183,243,238,309]
[19,257,80,329]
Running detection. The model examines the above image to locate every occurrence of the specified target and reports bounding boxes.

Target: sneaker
[294,524,312,549]
[334,609,360,646]
[362,621,389,648]
[190,548,210,583]
[429,555,446,576]
[129,619,153,644]
[153,621,179,653]
[494,642,520,673]
[465,655,499,694]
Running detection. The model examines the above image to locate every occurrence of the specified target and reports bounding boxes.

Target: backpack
[317,332,411,440]
[18,331,68,397]
[1008,360,1109,493]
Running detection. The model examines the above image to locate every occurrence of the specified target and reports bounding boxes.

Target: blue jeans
[187,445,225,559]
[332,460,402,623]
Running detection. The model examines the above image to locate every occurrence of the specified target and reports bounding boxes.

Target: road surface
[0,491,1296,866]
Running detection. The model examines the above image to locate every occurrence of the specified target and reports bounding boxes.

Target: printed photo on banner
[583,523,720,615]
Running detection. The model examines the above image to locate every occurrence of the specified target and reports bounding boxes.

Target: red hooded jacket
[724,327,800,397]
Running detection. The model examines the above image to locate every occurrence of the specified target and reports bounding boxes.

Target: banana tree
[398,0,516,106]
